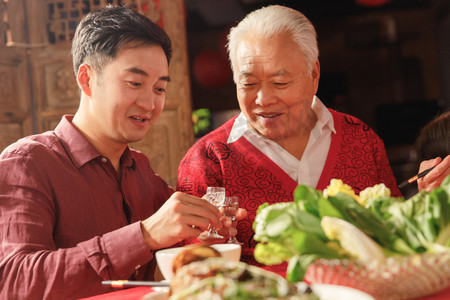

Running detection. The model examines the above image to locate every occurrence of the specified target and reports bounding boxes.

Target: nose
[136,92,156,111]
[254,84,277,106]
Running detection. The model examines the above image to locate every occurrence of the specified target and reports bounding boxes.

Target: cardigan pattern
[178,109,400,264]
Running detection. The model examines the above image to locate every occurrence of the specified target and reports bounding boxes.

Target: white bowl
[155,244,241,281]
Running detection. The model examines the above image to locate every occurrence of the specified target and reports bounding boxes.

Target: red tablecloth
[78,285,450,300]
[78,287,153,300]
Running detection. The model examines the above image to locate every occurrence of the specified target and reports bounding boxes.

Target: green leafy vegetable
[253,176,450,282]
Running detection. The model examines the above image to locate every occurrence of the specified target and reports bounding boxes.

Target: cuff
[103,222,153,278]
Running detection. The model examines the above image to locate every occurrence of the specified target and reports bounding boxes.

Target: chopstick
[102,280,170,288]
[398,166,436,188]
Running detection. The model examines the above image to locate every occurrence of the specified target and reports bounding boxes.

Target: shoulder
[1,131,59,159]
[329,109,367,126]
[329,109,380,138]
[185,117,236,154]
[200,117,235,143]
[0,132,64,187]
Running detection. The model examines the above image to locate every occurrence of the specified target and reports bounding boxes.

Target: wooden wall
[0,0,194,187]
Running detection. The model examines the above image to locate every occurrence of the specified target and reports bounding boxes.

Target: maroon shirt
[0,115,173,299]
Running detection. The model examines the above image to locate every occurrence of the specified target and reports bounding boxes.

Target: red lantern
[355,0,390,7]
[192,50,232,89]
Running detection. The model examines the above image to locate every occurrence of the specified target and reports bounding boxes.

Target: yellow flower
[359,183,391,206]
[323,179,360,202]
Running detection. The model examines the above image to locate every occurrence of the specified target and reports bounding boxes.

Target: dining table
[79,264,450,300]
[79,286,450,300]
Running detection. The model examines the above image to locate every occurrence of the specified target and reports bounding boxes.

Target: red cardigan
[177,110,400,264]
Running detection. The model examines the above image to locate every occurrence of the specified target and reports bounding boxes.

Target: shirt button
[101,157,107,163]
[135,265,141,277]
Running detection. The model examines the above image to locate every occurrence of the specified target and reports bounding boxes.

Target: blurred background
[185,0,450,196]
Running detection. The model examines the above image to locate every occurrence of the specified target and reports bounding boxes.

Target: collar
[54,115,134,169]
[227,95,335,144]
[311,96,336,135]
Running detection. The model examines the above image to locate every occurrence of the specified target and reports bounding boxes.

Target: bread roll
[171,244,221,275]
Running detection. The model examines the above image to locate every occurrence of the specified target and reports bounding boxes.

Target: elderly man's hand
[198,208,248,244]
[417,155,450,192]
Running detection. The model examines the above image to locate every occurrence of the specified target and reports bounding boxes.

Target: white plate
[311,284,375,300]
[142,283,375,300]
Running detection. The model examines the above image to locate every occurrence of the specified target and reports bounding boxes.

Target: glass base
[226,236,243,245]
[207,228,223,239]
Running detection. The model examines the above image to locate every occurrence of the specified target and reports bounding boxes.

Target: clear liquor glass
[205,186,226,238]
[222,196,242,244]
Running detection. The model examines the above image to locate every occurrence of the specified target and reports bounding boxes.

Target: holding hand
[140,192,222,250]
[198,207,247,244]
[417,155,450,192]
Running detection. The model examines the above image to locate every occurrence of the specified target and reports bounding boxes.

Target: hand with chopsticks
[417,155,450,192]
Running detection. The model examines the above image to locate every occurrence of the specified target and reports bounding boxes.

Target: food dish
[142,283,374,300]
[152,244,373,299]
[305,251,450,299]
[155,243,241,280]
[171,243,221,275]
[168,257,313,299]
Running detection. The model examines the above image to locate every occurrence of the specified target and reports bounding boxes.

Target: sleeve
[177,139,224,197]
[0,149,153,299]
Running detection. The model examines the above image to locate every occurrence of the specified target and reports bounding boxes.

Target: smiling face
[234,31,320,144]
[77,44,170,149]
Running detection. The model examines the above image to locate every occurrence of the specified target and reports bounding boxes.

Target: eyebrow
[273,70,287,76]
[239,70,288,77]
[160,75,171,82]
[125,67,171,82]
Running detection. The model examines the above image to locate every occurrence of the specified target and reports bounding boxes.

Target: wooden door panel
[0,0,33,151]
[1,0,194,186]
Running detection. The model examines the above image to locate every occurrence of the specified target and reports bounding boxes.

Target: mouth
[130,115,150,123]
[255,112,282,119]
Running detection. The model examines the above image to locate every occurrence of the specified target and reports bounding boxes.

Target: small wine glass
[222,196,242,244]
[206,186,226,238]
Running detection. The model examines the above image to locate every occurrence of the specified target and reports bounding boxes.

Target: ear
[311,60,320,94]
[76,63,93,97]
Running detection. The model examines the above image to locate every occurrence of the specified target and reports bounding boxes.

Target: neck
[72,112,125,174]
[278,109,318,160]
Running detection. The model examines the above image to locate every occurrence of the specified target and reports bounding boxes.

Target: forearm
[0,222,153,299]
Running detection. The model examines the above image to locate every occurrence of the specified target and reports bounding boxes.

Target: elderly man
[177,5,449,265]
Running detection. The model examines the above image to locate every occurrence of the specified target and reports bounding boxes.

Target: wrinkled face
[234,32,320,142]
[88,45,170,145]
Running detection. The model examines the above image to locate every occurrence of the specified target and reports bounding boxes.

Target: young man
[0,6,223,299]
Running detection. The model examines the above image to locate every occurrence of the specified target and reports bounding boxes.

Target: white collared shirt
[227,96,336,188]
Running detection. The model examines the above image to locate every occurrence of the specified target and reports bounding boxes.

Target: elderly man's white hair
[227,5,319,81]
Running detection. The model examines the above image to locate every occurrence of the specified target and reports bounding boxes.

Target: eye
[238,82,256,89]
[273,82,289,87]
[128,81,141,87]
[155,87,166,95]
